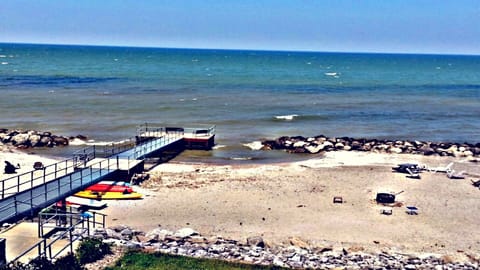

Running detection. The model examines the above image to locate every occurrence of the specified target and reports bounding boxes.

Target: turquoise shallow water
[0,43,479,162]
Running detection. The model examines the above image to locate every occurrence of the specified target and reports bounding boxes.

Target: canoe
[55,196,107,209]
[74,190,142,200]
[67,196,107,208]
[85,183,134,193]
[98,181,130,186]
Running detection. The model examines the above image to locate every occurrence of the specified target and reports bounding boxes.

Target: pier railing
[10,211,106,264]
[1,158,76,200]
[0,158,117,224]
[137,123,215,138]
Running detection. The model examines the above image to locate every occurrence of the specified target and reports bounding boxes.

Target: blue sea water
[0,43,479,163]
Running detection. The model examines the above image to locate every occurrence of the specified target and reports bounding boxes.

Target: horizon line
[1,41,479,57]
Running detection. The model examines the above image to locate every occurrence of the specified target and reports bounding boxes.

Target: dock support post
[0,238,6,267]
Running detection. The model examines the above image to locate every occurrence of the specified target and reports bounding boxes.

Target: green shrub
[76,238,112,265]
[53,253,85,270]
[0,261,29,270]
[28,256,54,270]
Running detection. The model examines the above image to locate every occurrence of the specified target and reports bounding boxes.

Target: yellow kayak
[74,190,142,200]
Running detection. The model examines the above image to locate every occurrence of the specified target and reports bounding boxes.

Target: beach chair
[333,196,343,204]
[380,208,392,215]
[406,206,418,215]
[33,161,45,170]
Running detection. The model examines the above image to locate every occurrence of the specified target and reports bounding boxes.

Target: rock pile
[75,226,479,269]
[261,135,480,158]
[0,129,84,148]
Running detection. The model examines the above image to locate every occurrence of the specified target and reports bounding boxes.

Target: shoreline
[1,147,479,263]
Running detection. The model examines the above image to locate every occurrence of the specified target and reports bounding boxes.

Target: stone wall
[77,226,479,269]
[0,129,82,148]
[261,135,480,158]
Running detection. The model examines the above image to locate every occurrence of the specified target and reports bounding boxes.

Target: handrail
[0,157,118,224]
[1,158,76,200]
[11,210,107,264]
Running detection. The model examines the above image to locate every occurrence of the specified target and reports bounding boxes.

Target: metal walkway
[0,128,186,225]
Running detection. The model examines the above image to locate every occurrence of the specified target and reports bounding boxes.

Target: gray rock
[175,227,198,238]
[246,236,265,248]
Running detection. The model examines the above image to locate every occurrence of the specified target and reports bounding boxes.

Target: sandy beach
[1,146,479,263]
[95,151,480,261]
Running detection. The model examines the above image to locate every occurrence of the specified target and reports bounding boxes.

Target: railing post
[80,169,83,186]
[1,181,4,199]
[17,176,20,193]
[30,171,34,189]
[93,145,96,158]
[69,228,73,253]
[38,214,42,238]
[44,180,48,201]
[14,198,18,216]
[87,216,90,235]
[54,163,57,179]
[117,156,119,169]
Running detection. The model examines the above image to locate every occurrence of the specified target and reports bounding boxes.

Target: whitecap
[69,138,88,146]
[0,55,6,58]
[192,98,198,101]
[212,144,226,150]
[230,156,253,160]
[324,72,338,76]
[243,141,263,150]
[1,62,8,65]
[275,114,299,121]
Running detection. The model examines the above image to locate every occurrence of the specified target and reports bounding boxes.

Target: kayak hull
[75,190,142,200]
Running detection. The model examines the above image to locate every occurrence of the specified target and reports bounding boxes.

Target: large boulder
[174,228,198,238]
[40,136,53,147]
[29,134,42,147]
[246,236,265,248]
[11,133,29,146]
[52,136,69,146]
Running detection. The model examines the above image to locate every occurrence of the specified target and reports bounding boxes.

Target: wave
[229,156,253,161]
[1,62,8,65]
[242,141,263,150]
[212,144,226,150]
[275,114,299,121]
[0,75,120,87]
[272,114,330,122]
[69,138,132,146]
[324,72,338,76]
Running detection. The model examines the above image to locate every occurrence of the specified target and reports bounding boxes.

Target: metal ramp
[0,159,116,224]
[0,124,210,225]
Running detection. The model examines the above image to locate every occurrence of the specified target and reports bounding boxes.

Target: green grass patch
[104,250,287,270]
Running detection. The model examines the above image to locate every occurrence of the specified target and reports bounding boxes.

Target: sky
[1,0,479,55]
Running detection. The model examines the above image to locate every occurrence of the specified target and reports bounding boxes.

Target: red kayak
[85,183,134,193]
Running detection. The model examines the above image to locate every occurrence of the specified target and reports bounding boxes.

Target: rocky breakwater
[0,128,85,149]
[78,226,479,269]
[261,135,480,159]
